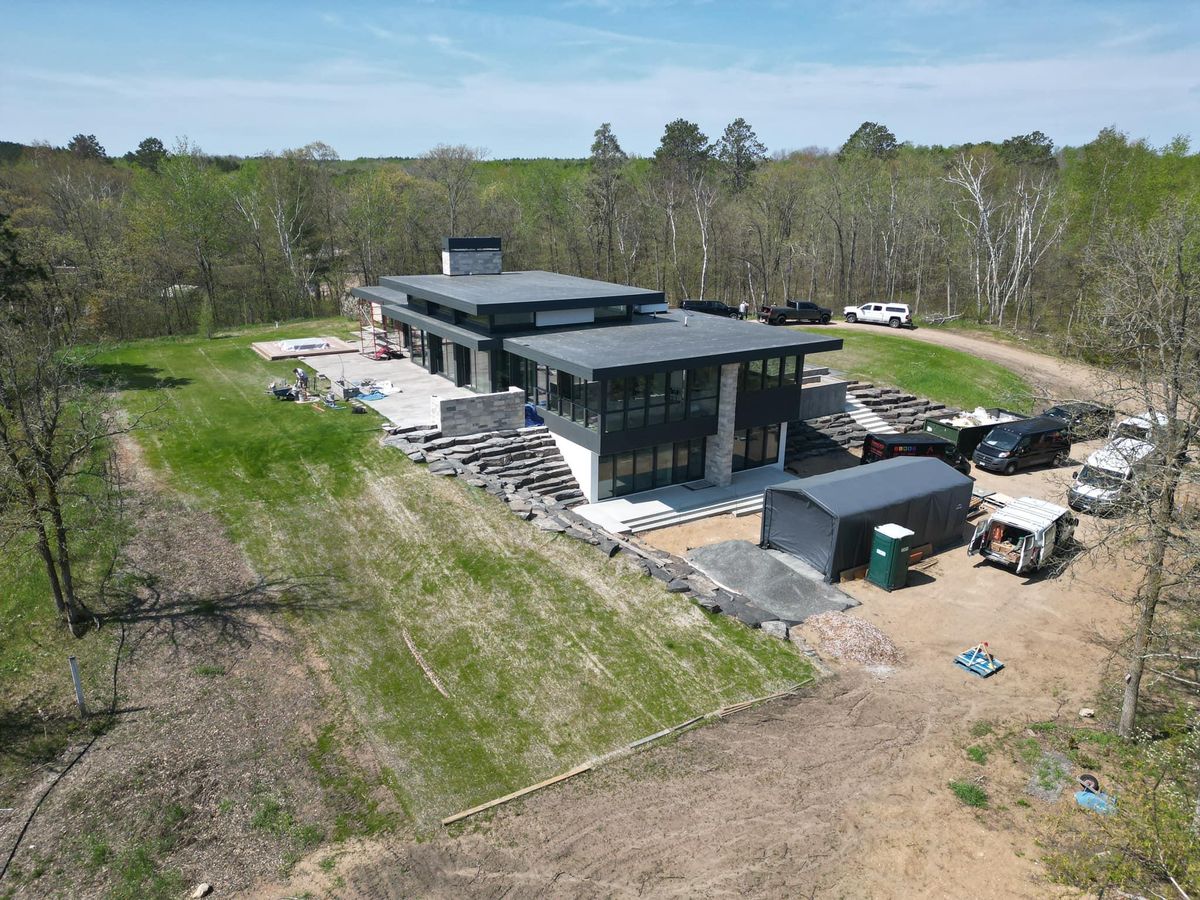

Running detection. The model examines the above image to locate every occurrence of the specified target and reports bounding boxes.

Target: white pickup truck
[968,496,1078,575]
[843,302,913,328]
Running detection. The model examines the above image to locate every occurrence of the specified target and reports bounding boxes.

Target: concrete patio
[299,352,474,429]
[573,465,805,534]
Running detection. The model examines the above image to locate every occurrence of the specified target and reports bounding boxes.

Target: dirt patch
[640,512,762,557]
[264,440,1130,898]
[0,438,396,898]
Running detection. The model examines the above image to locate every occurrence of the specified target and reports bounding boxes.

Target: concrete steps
[626,492,765,534]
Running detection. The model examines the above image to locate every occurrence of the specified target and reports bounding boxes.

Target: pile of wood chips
[803,611,903,666]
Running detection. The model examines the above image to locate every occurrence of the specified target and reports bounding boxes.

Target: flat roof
[378,270,663,315]
[503,311,842,379]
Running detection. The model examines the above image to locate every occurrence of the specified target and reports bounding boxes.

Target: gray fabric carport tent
[760,457,974,582]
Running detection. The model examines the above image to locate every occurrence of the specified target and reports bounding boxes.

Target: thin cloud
[4,43,1197,158]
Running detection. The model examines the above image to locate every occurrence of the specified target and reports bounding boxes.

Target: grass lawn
[0,468,124,789]
[800,326,1033,413]
[97,319,811,827]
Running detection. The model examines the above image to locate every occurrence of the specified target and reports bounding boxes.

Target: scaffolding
[358,299,398,359]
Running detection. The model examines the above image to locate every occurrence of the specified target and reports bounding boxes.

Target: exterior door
[455,344,472,387]
[429,335,444,375]
[1016,536,1036,574]
[968,521,988,555]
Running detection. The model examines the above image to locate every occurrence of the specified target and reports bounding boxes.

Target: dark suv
[759,302,832,325]
[680,299,737,318]
[1040,402,1113,441]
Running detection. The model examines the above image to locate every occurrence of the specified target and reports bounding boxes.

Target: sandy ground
[821,321,1102,402]
[265,437,1132,898]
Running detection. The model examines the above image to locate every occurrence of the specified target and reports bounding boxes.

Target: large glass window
[594,304,629,321]
[491,311,536,331]
[410,329,426,368]
[603,366,720,433]
[732,425,782,472]
[740,356,799,392]
[688,367,719,417]
[596,439,707,500]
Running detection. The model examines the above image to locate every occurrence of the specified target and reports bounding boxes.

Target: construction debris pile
[801,611,902,666]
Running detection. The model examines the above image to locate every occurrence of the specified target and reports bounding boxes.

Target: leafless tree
[1075,202,1200,739]
[947,152,1066,326]
[418,143,486,236]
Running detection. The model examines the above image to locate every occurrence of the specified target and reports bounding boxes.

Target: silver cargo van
[968,497,1078,575]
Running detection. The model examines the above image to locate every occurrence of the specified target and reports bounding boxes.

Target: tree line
[1,121,1196,347]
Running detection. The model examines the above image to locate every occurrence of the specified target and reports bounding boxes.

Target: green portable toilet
[867,523,915,591]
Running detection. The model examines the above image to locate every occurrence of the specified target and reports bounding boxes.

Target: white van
[968,497,1078,576]
[1112,411,1168,444]
[1068,438,1156,514]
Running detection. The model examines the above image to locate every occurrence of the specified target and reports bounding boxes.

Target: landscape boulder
[760,620,790,640]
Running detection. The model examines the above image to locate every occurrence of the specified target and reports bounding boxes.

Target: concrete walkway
[299,353,474,429]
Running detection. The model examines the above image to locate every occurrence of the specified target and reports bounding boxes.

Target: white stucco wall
[551,432,599,502]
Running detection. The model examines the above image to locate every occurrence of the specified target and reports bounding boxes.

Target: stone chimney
[442,236,502,276]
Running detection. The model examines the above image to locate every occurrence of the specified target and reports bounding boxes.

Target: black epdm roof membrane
[504,309,842,378]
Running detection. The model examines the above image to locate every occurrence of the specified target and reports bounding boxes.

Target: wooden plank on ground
[441,763,593,826]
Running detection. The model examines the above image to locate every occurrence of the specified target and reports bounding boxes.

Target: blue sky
[2,0,1197,158]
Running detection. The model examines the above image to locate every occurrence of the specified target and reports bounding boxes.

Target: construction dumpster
[924,407,1023,455]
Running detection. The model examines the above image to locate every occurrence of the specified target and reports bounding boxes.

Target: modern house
[352,237,842,503]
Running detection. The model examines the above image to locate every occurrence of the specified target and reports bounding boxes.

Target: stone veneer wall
[432,387,525,437]
[703,363,741,487]
[442,249,502,276]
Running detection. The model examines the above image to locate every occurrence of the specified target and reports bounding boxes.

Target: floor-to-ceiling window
[602,366,717,434]
[596,437,706,500]
[732,424,781,472]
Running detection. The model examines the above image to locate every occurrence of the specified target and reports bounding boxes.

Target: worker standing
[738,299,749,320]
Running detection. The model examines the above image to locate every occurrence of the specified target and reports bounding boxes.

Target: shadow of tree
[88,362,192,391]
[101,570,349,662]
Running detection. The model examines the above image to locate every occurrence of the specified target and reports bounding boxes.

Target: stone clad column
[703,363,740,486]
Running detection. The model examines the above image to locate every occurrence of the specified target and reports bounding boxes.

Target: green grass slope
[98,321,810,826]
[801,326,1033,413]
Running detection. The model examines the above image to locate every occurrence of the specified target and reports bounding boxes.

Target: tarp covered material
[760,457,974,582]
[279,338,331,352]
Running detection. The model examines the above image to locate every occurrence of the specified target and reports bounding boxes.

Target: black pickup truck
[759,301,832,325]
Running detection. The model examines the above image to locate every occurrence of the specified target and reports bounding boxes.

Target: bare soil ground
[264,439,1133,898]
[0,441,395,898]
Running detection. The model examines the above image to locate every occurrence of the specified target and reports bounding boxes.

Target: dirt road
[822,321,1101,401]
[268,443,1131,899]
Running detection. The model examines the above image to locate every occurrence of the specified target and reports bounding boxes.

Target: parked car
[859,432,971,475]
[972,417,1071,475]
[1040,401,1114,441]
[785,300,833,324]
[1068,437,1156,514]
[969,497,1078,575]
[758,304,821,325]
[843,302,913,328]
[1111,410,1194,461]
[680,299,738,318]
